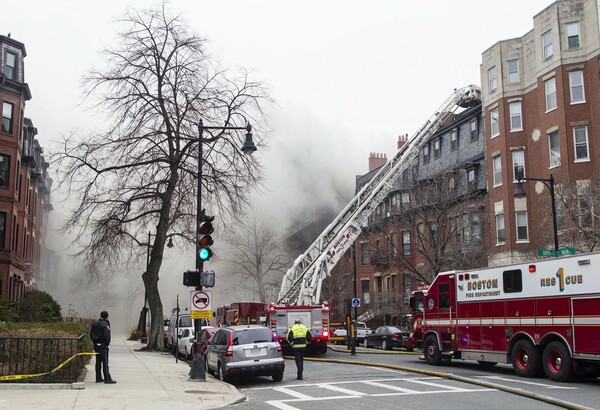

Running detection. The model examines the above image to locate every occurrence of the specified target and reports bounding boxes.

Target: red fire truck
[220,302,268,326]
[266,303,330,354]
[408,252,600,382]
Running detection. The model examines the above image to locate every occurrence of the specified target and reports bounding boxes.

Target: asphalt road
[228,346,598,410]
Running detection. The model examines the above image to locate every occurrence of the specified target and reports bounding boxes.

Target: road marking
[478,376,579,389]
[266,400,301,410]
[362,380,419,393]
[407,378,471,391]
[272,387,312,399]
[318,383,367,396]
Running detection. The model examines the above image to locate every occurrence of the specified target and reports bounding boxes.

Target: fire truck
[218,302,268,326]
[266,302,331,354]
[408,252,600,382]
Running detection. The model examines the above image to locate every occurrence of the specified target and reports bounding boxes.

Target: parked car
[362,326,410,350]
[195,326,218,357]
[355,321,373,342]
[205,325,284,382]
[167,312,209,354]
[177,327,195,359]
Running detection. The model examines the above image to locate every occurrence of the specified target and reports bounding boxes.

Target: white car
[177,327,195,359]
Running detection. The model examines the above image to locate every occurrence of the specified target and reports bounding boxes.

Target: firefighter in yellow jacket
[287,318,312,380]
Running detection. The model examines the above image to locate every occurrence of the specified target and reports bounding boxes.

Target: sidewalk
[0,336,245,409]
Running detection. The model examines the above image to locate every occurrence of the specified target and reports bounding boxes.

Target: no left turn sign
[191,290,211,311]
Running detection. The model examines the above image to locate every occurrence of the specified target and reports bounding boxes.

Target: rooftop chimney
[368,152,387,172]
[397,133,408,150]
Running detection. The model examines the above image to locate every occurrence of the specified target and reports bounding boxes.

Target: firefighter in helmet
[286,318,312,380]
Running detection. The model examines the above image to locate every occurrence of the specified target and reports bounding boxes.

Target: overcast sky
[1,0,554,324]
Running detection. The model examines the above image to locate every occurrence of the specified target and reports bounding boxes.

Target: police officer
[90,311,116,384]
[286,318,312,380]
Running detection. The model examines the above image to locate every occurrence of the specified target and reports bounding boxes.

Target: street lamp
[189,119,257,380]
[513,165,559,254]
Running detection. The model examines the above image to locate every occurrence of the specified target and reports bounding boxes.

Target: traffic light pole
[189,119,256,381]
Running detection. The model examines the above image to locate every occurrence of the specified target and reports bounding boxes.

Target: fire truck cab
[409,252,600,382]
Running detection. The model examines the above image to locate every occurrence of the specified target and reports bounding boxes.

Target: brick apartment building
[329,0,600,327]
[481,0,600,266]
[0,34,53,303]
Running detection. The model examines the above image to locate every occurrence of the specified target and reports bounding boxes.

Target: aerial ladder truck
[267,85,482,353]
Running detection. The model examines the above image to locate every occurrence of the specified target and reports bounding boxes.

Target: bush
[17,290,62,322]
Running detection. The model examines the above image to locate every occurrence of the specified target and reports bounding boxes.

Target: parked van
[166,311,210,354]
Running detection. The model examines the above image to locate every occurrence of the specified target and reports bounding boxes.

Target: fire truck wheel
[424,335,442,365]
[543,341,574,382]
[512,340,542,378]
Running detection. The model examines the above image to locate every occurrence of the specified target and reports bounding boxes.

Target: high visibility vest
[287,324,309,349]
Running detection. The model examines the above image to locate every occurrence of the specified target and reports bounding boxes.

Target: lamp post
[513,165,559,254]
[189,119,257,380]
[140,231,173,343]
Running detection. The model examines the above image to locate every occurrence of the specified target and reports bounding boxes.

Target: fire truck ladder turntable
[277,85,482,306]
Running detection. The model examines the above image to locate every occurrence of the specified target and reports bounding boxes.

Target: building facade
[481,0,600,265]
[0,34,53,302]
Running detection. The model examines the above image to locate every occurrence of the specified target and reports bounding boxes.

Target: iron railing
[0,334,87,383]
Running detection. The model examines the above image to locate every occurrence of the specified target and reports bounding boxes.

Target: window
[439,283,450,309]
[516,211,529,242]
[488,66,497,91]
[507,59,519,84]
[573,126,589,161]
[0,154,9,189]
[429,221,438,242]
[401,192,410,205]
[375,276,383,293]
[548,130,561,168]
[361,279,370,304]
[580,196,593,227]
[512,151,525,182]
[417,223,425,251]
[402,231,411,256]
[470,119,478,141]
[2,102,14,134]
[569,70,585,103]
[545,77,557,111]
[0,212,5,249]
[496,214,505,244]
[493,155,502,187]
[433,138,441,159]
[566,21,580,49]
[490,108,499,137]
[542,30,553,59]
[423,144,430,164]
[448,176,455,190]
[5,51,17,80]
[467,168,476,184]
[509,101,522,131]
[503,269,523,293]
[360,242,369,265]
[450,129,458,150]
[391,232,397,256]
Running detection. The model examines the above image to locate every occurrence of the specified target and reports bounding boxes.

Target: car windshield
[388,326,402,333]
[179,316,192,327]
[233,328,273,345]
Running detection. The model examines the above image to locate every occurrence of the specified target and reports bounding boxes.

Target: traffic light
[197,213,214,261]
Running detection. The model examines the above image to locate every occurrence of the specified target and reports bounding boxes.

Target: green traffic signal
[198,216,215,261]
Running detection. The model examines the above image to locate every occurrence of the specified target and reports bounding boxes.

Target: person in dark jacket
[90,311,116,384]
[286,318,312,380]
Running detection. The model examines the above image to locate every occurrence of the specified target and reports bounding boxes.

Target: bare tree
[51,5,270,350]
[223,211,290,302]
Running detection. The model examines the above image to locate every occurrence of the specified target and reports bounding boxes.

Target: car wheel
[423,335,442,366]
[512,339,542,378]
[543,341,574,382]
[217,362,229,382]
[204,355,214,376]
[363,338,368,348]
[272,371,284,382]
[381,339,388,350]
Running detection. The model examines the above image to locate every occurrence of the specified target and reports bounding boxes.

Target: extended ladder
[278,85,482,306]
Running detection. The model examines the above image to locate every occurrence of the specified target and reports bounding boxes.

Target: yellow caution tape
[0,352,97,381]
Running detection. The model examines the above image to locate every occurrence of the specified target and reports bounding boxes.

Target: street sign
[537,248,575,257]
[191,290,212,312]
[352,298,361,308]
